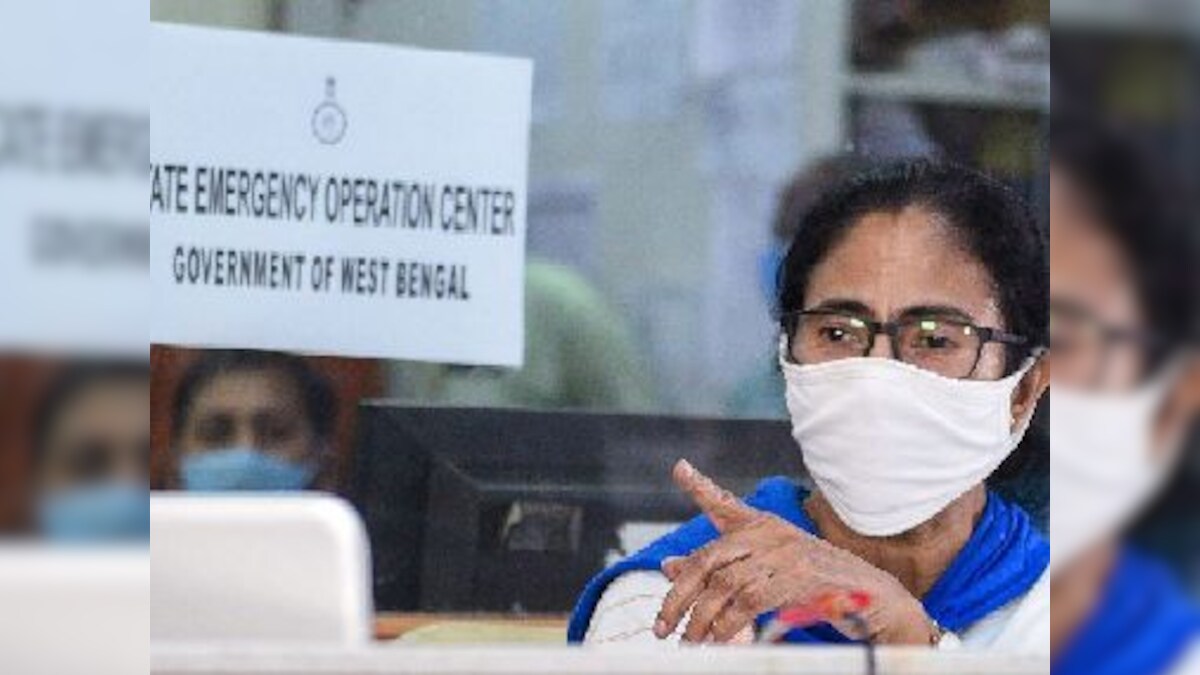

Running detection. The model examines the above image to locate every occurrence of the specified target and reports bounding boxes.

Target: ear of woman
[1010,358,1051,432]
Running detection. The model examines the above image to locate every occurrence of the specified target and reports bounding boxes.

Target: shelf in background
[1051,0,1200,37]
[845,71,1049,112]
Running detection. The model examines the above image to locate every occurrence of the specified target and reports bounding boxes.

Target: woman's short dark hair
[776,158,1048,374]
[1049,115,1197,373]
[170,349,336,445]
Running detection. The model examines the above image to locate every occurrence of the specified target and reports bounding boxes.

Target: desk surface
[374,613,568,641]
[152,645,1049,674]
[147,616,1047,674]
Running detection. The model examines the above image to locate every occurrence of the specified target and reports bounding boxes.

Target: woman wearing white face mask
[1049,118,1200,675]
[569,160,1052,652]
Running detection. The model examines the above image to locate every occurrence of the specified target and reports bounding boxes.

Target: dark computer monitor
[349,405,804,614]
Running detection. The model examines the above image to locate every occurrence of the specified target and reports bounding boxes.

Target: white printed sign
[151,24,532,366]
[0,0,147,356]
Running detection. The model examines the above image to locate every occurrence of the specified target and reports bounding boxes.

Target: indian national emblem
[312,76,348,145]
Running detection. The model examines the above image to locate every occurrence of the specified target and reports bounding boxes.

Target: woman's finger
[680,564,756,643]
[661,556,686,580]
[672,459,759,533]
[710,577,774,643]
[655,540,751,638]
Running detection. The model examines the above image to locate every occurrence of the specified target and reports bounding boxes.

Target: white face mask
[780,341,1036,537]
[1049,376,1177,573]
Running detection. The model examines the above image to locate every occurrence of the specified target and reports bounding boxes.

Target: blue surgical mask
[38,483,150,543]
[180,447,317,492]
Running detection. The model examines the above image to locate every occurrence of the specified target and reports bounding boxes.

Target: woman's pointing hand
[654,460,937,645]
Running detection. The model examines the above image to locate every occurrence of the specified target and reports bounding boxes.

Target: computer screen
[350,405,803,613]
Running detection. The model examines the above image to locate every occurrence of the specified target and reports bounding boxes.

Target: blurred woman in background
[172,350,335,492]
[1049,118,1200,674]
[32,362,149,542]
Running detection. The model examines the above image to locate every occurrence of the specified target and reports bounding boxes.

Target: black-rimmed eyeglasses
[782,309,1028,379]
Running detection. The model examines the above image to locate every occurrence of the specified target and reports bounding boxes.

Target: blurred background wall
[150,0,1050,417]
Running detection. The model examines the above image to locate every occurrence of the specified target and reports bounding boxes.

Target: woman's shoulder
[1107,546,1200,626]
[1054,547,1199,674]
[1113,547,1200,642]
[1169,639,1200,675]
[959,567,1050,654]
